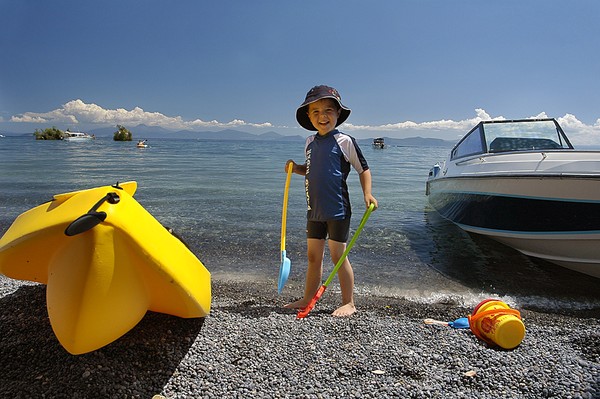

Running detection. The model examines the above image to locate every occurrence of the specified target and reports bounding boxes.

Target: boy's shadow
[218,293,335,319]
[0,284,204,398]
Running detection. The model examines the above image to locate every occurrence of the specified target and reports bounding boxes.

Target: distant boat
[373,137,385,149]
[0,134,5,138]
[136,139,148,148]
[63,131,94,141]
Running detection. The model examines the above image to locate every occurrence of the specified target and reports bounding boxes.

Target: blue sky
[1,1,599,143]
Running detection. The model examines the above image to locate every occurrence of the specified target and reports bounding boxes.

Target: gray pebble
[0,277,598,398]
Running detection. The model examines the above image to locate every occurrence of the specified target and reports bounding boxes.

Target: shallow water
[1,135,599,312]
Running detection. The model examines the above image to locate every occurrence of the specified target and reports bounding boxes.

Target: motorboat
[63,131,94,141]
[373,137,386,149]
[426,118,600,278]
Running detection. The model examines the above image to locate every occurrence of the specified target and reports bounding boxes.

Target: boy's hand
[365,195,378,210]
[285,160,307,176]
[285,160,295,173]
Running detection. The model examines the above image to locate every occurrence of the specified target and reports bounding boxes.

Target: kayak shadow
[0,283,204,398]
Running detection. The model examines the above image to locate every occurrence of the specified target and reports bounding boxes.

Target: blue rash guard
[304,129,369,221]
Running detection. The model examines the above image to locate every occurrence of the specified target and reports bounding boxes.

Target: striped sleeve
[335,132,369,174]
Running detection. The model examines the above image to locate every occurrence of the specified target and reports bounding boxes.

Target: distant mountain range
[86,125,306,142]
[357,136,455,147]
[2,124,456,147]
[91,125,456,147]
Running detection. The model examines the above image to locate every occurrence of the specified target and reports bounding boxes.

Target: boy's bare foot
[284,299,310,309]
[332,303,356,317]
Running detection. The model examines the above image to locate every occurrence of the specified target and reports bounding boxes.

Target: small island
[33,127,64,140]
[113,125,133,141]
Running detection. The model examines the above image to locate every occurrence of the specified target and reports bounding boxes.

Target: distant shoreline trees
[33,127,64,140]
[113,125,132,141]
[33,125,135,141]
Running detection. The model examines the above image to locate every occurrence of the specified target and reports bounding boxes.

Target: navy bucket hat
[296,85,351,131]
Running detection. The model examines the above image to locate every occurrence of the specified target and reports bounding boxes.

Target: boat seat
[488,137,562,153]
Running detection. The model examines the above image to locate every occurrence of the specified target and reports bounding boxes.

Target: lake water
[1,135,599,312]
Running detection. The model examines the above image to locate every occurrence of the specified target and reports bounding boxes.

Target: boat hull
[427,175,600,278]
[0,182,211,354]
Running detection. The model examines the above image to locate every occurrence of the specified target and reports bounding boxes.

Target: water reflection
[422,208,600,311]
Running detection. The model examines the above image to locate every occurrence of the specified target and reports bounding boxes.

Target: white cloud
[554,114,600,146]
[343,108,506,133]
[10,99,273,130]
[342,108,600,145]
[8,100,600,145]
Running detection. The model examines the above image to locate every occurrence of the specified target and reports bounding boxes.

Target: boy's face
[307,99,341,135]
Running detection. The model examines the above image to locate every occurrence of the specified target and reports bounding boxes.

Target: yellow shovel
[278,164,293,294]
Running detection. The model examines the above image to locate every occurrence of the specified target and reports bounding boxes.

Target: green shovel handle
[323,203,375,287]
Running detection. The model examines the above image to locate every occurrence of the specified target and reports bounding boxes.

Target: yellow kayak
[0,181,211,354]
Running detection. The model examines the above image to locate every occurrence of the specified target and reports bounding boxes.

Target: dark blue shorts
[306,218,351,242]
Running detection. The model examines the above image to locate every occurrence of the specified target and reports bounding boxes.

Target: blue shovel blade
[448,317,470,329]
[278,250,291,294]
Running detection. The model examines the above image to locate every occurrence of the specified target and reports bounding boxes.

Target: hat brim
[296,102,351,131]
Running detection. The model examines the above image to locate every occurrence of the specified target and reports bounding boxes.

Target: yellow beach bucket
[468,299,525,349]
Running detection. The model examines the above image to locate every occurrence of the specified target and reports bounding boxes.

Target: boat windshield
[450,119,573,160]
[484,120,572,153]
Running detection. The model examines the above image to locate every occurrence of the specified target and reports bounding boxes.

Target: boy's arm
[359,169,378,209]
[285,160,307,176]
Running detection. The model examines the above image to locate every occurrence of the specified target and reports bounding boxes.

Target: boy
[284,85,378,317]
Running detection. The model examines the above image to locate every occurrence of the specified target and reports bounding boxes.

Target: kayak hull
[0,182,211,354]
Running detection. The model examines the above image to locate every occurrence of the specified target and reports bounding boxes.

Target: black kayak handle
[64,192,120,236]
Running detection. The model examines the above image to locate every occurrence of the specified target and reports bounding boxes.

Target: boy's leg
[284,238,325,309]
[328,239,356,317]
[304,238,326,298]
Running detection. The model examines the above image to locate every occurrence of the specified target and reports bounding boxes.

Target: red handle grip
[296,285,327,319]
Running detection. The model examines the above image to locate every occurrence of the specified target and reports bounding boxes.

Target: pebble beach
[1,276,598,399]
